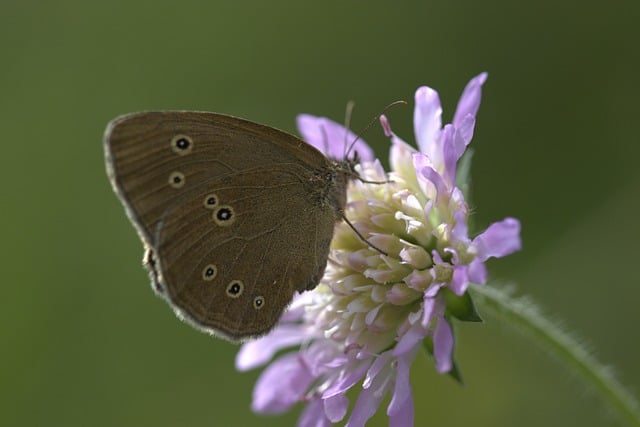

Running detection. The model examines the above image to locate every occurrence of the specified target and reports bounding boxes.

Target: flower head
[236,73,521,426]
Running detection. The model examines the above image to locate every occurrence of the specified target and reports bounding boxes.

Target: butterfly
[104,111,364,341]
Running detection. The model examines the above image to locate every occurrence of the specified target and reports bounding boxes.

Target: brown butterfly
[104,111,360,341]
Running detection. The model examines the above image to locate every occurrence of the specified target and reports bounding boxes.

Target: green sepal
[442,287,483,322]
[455,147,474,202]
[447,356,464,385]
[455,147,476,234]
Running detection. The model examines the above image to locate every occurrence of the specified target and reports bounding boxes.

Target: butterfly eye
[168,171,185,188]
[171,135,193,155]
[253,296,265,310]
[201,264,217,281]
[203,193,219,209]
[226,280,244,298]
[213,205,235,226]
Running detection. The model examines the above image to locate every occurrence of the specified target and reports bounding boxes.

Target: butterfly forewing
[105,111,344,340]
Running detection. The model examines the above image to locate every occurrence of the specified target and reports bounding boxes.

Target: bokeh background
[3,1,639,426]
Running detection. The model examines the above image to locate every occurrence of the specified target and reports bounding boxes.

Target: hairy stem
[469,284,640,426]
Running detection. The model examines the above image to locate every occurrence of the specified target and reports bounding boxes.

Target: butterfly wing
[105,111,341,340]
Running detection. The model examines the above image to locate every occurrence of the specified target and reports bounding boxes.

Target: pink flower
[236,73,521,426]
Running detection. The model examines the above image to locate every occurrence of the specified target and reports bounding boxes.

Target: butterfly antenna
[344,100,408,159]
[339,212,388,256]
[343,100,356,159]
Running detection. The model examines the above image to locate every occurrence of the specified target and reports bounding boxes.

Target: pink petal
[468,258,487,284]
[387,349,417,425]
[390,399,414,427]
[473,217,522,261]
[424,282,442,298]
[451,266,469,295]
[456,113,476,149]
[421,296,436,327]
[235,325,308,370]
[414,153,449,202]
[322,359,370,398]
[298,398,331,427]
[252,354,312,413]
[281,292,314,322]
[412,153,434,198]
[440,124,457,185]
[304,340,344,370]
[413,86,443,155]
[393,323,426,356]
[346,374,387,427]
[451,210,470,244]
[323,394,349,423]
[442,116,475,187]
[296,114,374,162]
[363,351,392,388]
[433,316,454,373]
[452,72,488,127]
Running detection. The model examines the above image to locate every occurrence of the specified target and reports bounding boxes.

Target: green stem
[469,284,640,427]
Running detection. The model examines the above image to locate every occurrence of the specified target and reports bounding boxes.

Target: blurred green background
[2,1,639,426]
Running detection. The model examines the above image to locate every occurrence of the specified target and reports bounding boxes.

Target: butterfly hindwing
[105,111,343,340]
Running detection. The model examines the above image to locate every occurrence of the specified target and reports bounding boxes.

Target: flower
[236,73,521,426]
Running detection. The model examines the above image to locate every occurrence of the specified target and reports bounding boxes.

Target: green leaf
[442,287,483,322]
